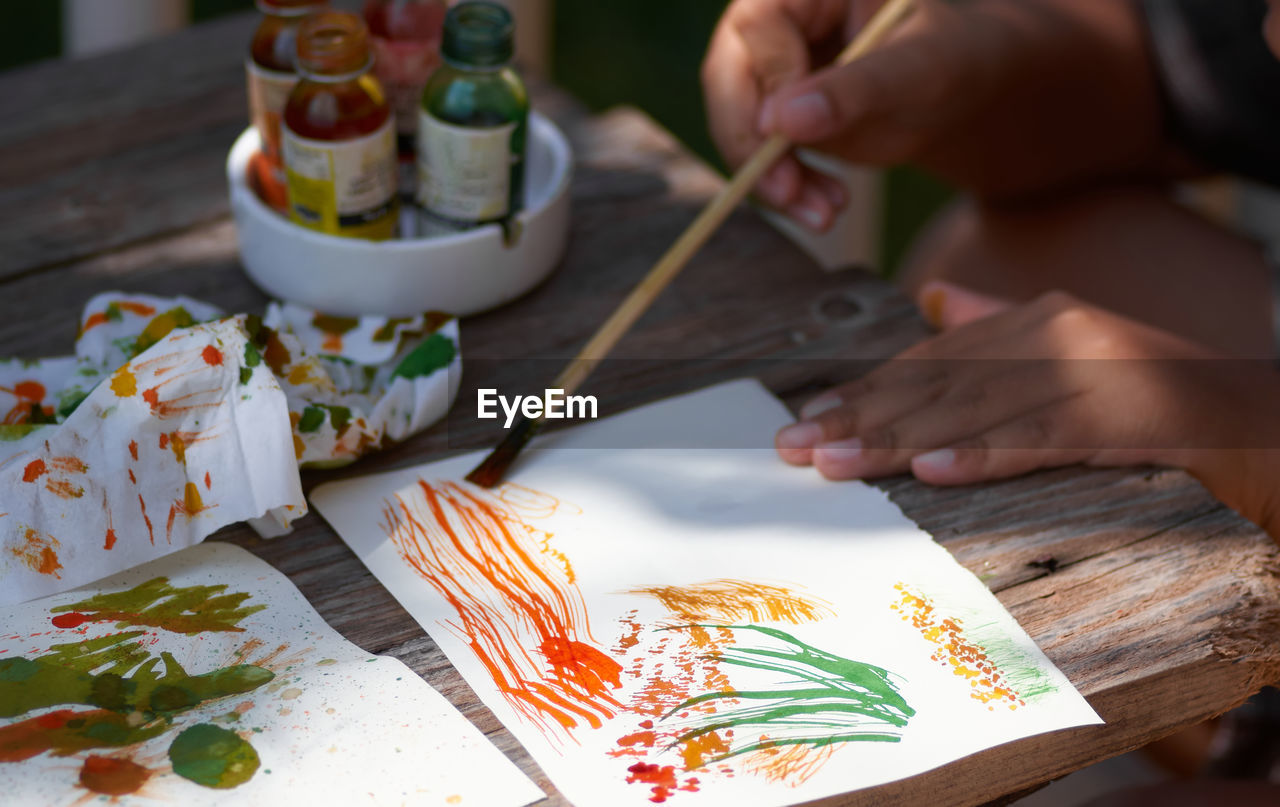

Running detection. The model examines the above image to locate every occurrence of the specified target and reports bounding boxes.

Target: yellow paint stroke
[891,582,1025,711]
[624,580,835,626]
[110,367,137,398]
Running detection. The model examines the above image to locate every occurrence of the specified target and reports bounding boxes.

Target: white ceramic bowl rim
[227,112,571,253]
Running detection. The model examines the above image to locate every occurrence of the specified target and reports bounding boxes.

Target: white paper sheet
[0,542,544,807]
[312,379,1103,807]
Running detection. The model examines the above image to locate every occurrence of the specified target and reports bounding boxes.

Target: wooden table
[3,13,1280,807]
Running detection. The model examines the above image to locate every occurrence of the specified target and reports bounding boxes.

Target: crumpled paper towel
[0,293,460,606]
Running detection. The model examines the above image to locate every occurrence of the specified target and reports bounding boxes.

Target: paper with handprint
[0,542,543,806]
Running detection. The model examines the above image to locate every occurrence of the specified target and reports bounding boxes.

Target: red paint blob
[142,388,159,410]
[79,755,152,796]
[22,459,45,483]
[201,345,223,366]
[13,381,45,401]
[51,612,91,629]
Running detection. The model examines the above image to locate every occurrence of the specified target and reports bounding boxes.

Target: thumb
[917,281,1013,330]
[759,60,875,145]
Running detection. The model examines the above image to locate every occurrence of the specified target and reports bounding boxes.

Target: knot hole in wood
[812,288,868,329]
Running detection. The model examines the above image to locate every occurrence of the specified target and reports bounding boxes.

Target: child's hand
[776,282,1280,539]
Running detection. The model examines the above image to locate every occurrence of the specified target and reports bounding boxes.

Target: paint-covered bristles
[465,416,540,487]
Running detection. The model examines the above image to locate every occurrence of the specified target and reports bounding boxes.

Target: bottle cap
[442,2,515,68]
[297,12,373,76]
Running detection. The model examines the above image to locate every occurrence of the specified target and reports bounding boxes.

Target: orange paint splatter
[104,529,117,551]
[127,469,137,485]
[892,582,1026,710]
[2,381,48,425]
[624,580,833,626]
[8,527,62,578]
[626,762,699,803]
[201,345,223,366]
[47,456,87,474]
[45,479,84,500]
[21,459,45,482]
[103,492,117,550]
[82,301,156,332]
[204,471,212,490]
[742,742,837,786]
[381,480,621,739]
[128,440,138,461]
[79,755,152,796]
[321,332,343,353]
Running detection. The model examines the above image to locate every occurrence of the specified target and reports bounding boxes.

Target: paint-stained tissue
[0,293,461,607]
[312,380,1104,807]
[0,542,544,806]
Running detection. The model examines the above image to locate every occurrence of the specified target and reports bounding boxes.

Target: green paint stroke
[391,333,456,380]
[0,638,273,719]
[663,625,915,767]
[49,575,267,634]
[297,404,352,434]
[957,620,1058,702]
[168,723,260,789]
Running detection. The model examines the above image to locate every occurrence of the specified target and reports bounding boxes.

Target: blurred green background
[0,0,950,270]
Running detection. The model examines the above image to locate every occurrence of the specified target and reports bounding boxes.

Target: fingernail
[783,92,833,133]
[800,393,842,420]
[758,96,777,135]
[777,421,823,450]
[789,203,827,231]
[814,438,862,474]
[915,449,955,470]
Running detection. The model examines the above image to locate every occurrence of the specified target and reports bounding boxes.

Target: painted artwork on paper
[0,293,460,606]
[0,542,544,807]
[312,380,1102,807]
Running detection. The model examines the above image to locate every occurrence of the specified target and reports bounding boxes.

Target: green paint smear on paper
[372,317,412,342]
[168,723,260,788]
[49,575,267,634]
[131,307,196,357]
[311,314,360,336]
[298,405,353,434]
[663,625,915,766]
[240,341,262,385]
[390,333,456,380]
[0,644,273,719]
[0,424,46,441]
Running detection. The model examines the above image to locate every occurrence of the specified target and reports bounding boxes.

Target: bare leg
[898,185,1273,358]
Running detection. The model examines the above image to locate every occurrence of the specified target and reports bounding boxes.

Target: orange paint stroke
[128,440,138,462]
[8,527,62,578]
[892,582,1026,710]
[741,741,837,787]
[47,456,87,474]
[2,381,48,425]
[138,494,154,545]
[624,580,834,626]
[164,483,217,543]
[201,345,223,366]
[381,479,621,739]
[103,492,117,551]
[82,301,157,332]
[44,479,84,500]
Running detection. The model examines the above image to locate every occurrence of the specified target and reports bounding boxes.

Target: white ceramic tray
[227,112,572,317]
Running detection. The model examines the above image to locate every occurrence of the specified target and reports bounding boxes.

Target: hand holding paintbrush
[466,0,916,487]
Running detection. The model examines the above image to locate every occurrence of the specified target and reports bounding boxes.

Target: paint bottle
[282,12,399,241]
[363,0,446,198]
[247,0,328,210]
[417,1,529,240]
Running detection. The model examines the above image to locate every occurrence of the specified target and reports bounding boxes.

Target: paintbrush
[465,0,916,488]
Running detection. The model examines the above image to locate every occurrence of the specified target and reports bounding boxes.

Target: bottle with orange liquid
[282,12,399,240]
[247,0,328,210]
[364,0,446,197]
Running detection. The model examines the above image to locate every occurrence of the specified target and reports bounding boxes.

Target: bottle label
[283,120,399,240]
[416,113,518,226]
[245,59,298,164]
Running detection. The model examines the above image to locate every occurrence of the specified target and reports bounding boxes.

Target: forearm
[916,0,1184,200]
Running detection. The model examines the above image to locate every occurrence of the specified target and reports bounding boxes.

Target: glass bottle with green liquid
[416,1,528,240]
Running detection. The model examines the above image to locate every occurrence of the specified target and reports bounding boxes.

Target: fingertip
[776,89,835,142]
[813,439,863,480]
[757,94,778,136]
[786,185,835,232]
[911,448,977,486]
[758,159,802,207]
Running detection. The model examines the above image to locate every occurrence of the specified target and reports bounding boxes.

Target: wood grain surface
[2,12,1278,807]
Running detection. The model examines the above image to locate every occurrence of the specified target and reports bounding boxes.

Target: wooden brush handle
[551,0,915,396]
